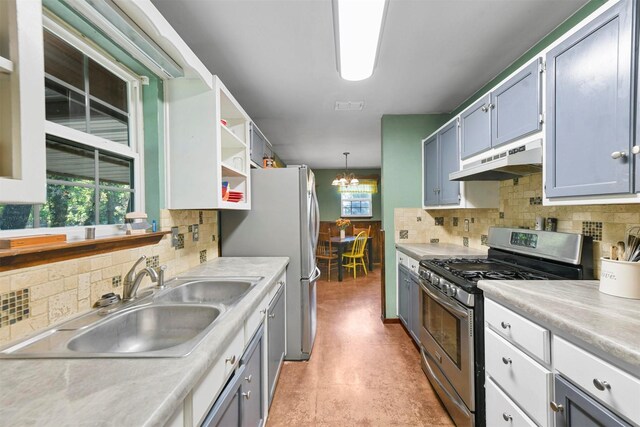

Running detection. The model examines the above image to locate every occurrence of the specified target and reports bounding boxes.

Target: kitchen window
[0,17,143,232]
[341,192,372,218]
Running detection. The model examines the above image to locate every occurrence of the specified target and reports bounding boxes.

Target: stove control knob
[448,287,458,297]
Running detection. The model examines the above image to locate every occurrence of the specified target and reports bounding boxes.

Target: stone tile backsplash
[395,173,640,278]
[0,209,219,346]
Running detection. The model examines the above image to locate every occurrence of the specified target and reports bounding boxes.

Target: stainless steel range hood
[449,140,542,181]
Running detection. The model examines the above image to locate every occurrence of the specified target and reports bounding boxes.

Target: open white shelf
[221,163,247,178]
[0,56,13,74]
[221,124,246,148]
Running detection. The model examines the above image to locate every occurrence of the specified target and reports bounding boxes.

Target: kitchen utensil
[616,241,626,261]
[545,218,558,232]
[623,227,640,261]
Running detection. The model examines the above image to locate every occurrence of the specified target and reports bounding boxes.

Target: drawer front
[193,328,244,426]
[245,294,268,342]
[486,377,537,427]
[397,251,408,267]
[485,298,550,364]
[485,328,552,427]
[408,257,419,274]
[554,336,640,424]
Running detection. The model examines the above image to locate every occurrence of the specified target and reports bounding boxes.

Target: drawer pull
[225,355,237,365]
[260,309,266,315]
[502,413,512,422]
[593,379,611,391]
[242,391,251,400]
[500,321,511,329]
[268,313,276,318]
[501,357,512,365]
[245,374,252,383]
[550,401,564,413]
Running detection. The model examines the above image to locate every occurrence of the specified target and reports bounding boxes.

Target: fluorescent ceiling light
[333,0,388,81]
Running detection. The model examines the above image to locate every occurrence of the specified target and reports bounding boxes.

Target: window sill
[0,231,169,272]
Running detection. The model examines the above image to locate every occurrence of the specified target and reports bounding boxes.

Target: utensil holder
[599,258,640,299]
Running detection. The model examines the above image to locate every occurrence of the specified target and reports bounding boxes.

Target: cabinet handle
[500,321,511,329]
[501,357,512,365]
[488,103,495,110]
[550,401,564,413]
[268,313,276,319]
[502,413,512,422]
[245,374,252,383]
[242,391,251,400]
[481,104,489,112]
[632,146,640,155]
[278,281,285,286]
[225,355,236,365]
[260,309,266,315]
[593,379,611,391]
[611,151,627,160]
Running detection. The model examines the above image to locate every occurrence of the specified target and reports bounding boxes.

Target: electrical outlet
[171,226,179,247]
[464,219,470,232]
[192,224,199,242]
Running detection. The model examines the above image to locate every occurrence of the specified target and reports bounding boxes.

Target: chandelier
[331,152,359,186]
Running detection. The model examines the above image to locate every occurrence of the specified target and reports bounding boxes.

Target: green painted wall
[314,169,381,221]
[381,115,448,317]
[451,0,608,116]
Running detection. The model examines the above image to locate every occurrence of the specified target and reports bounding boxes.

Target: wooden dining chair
[352,224,372,265]
[316,231,338,281]
[342,231,368,279]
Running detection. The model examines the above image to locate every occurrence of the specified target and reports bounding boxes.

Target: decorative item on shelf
[220,119,227,126]
[336,218,351,239]
[331,152,359,187]
[125,212,151,235]
[263,156,275,168]
[222,181,229,201]
[0,234,66,249]
[227,191,244,203]
[85,227,96,240]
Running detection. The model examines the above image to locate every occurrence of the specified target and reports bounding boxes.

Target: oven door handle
[420,281,469,319]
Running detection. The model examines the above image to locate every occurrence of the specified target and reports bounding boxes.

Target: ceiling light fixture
[332,152,360,186]
[332,0,388,81]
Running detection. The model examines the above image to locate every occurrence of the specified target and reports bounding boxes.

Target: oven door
[419,278,475,410]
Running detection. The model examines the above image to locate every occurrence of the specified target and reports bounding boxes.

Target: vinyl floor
[266,267,454,426]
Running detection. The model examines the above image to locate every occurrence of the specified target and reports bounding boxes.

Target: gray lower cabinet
[423,120,460,207]
[398,264,410,327]
[408,273,420,344]
[554,375,632,427]
[546,0,634,198]
[267,285,285,407]
[491,58,542,148]
[201,325,264,427]
[460,94,491,159]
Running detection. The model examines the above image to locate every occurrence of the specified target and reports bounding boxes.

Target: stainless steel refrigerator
[220,166,320,360]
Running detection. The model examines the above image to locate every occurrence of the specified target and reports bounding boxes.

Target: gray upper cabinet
[249,123,266,165]
[439,121,460,205]
[423,135,439,206]
[491,59,542,148]
[460,94,491,159]
[423,120,460,206]
[546,0,634,198]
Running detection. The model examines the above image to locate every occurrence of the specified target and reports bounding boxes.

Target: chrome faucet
[123,256,166,301]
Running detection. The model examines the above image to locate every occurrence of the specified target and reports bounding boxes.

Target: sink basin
[67,305,221,355]
[155,278,260,305]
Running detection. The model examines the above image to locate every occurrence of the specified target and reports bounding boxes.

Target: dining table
[329,235,374,281]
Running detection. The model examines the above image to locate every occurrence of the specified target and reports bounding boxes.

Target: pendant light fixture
[332,152,359,186]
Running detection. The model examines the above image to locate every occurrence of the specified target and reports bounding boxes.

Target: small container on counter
[535,216,545,231]
[599,257,640,299]
[545,217,557,232]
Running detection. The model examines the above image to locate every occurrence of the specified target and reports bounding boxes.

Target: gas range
[417,227,594,427]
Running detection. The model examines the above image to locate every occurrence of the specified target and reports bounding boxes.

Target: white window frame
[0,14,145,239]
[340,192,373,218]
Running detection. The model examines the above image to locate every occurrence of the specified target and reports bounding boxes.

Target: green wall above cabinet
[314,169,381,221]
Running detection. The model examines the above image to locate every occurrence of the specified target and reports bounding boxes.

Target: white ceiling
[151,0,589,169]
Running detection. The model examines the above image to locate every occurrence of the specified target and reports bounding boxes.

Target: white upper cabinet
[0,0,46,204]
[166,76,251,210]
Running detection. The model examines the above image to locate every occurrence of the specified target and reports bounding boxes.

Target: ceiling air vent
[335,101,365,111]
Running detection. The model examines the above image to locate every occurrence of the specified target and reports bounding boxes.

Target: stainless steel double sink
[0,277,262,358]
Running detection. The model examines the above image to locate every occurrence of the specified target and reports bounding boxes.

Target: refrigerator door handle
[310,266,321,282]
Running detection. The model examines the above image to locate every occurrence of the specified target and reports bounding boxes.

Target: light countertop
[395,242,488,260]
[478,279,640,373]
[0,257,289,426]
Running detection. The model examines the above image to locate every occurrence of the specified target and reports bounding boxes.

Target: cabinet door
[460,94,491,159]
[241,325,264,427]
[491,59,542,148]
[438,121,460,205]
[398,266,409,326]
[249,123,265,165]
[267,285,285,407]
[201,366,244,427]
[554,375,632,427]
[409,276,421,344]
[423,135,439,206]
[546,0,633,197]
